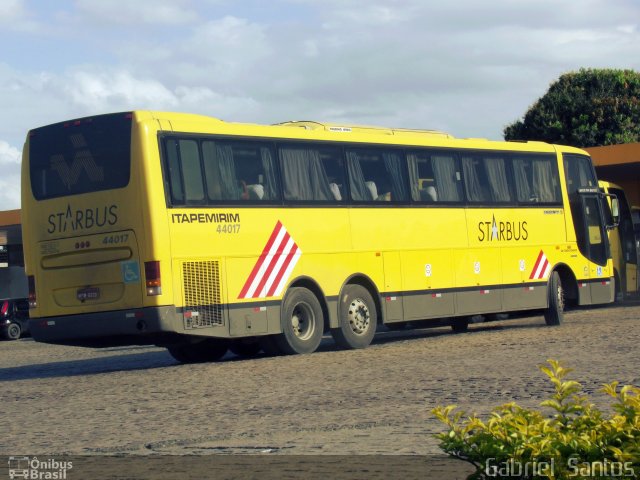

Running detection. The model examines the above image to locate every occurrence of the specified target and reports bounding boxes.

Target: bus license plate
[77,287,100,301]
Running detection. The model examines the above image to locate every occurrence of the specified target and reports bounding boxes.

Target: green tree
[504,68,640,147]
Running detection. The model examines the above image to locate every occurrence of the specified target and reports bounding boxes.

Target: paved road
[1,303,638,477]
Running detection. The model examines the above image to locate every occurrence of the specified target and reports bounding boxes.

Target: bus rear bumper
[28,306,186,348]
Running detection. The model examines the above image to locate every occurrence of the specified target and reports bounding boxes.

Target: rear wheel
[167,338,229,363]
[331,284,377,349]
[275,287,324,355]
[5,322,21,340]
[613,270,623,302]
[544,271,564,326]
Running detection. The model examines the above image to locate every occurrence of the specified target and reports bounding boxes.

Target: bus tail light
[144,261,162,296]
[28,275,37,309]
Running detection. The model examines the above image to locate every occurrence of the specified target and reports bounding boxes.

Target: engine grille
[182,260,224,328]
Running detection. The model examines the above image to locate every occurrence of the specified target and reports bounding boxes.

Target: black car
[1,298,30,340]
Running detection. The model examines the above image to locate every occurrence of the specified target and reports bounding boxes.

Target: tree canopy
[503,68,640,147]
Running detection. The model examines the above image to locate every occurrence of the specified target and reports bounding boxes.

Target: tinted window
[461,155,512,203]
[407,151,463,202]
[346,149,409,202]
[163,137,280,205]
[563,154,597,195]
[513,154,562,204]
[29,113,132,200]
[279,146,346,202]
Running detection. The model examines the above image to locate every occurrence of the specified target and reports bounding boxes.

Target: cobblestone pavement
[1,303,638,463]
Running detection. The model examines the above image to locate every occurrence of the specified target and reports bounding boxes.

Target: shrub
[432,360,639,479]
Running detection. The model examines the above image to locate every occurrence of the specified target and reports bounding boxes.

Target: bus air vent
[182,261,224,328]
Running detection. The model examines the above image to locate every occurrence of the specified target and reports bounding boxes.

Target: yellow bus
[599,180,638,299]
[21,111,615,362]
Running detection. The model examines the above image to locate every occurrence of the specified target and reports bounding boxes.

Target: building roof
[0,209,21,227]
[585,142,640,167]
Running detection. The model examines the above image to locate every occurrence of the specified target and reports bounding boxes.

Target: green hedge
[433,360,639,479]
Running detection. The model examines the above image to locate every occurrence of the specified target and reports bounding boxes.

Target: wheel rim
[290,302,315,340]
[8,324,20,339]
[347,298,370,335]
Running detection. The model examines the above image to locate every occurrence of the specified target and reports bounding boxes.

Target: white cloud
[0,0,38,32]
[1,0,640,148]
[0,141,21,210]
[63,70,179,111]
[74,0,198,25]
[0,141,20,167]
[0,0,23,18]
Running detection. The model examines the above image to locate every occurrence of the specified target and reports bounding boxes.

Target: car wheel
[5,322,21,340]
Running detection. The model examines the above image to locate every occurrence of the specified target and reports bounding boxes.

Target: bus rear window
[29,113,132,200]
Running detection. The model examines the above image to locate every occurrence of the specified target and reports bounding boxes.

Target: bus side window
[165,139,184,203]
[462,156,491,203]
[462,156,511,203]
[178,139,205,204]
[346,149,408,202]
[202,141,279,202]
[513,155,561,204]
[278,145,344,202]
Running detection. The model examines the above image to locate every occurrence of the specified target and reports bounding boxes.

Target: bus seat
[247,184,264,200]
[419,186,438,201]
[329,183,342,201]
[365,181,378,201]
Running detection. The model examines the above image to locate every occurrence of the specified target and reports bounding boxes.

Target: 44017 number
[103,234,129,244]
[217,224,240,234]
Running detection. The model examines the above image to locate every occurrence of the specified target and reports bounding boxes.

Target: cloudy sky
[1,0,639,209]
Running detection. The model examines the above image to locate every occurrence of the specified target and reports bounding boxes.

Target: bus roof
[272,120,454,139]
[129,111,589,154]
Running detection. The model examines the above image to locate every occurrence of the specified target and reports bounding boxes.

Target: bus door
[609,187,638,294]
[563,153,613,302]
[574,190,614,304]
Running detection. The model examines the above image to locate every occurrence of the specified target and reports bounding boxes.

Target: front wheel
[544,271,564,326]
[331,284,377,349]
[275,287,324,355]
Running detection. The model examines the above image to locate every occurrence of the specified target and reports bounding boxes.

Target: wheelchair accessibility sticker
[121,260,141,284]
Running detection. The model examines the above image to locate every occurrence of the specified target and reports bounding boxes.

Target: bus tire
[229,339,262,358]
[451,317,469,333]
[544,271,564,326]
[275,287,324,355]
[331,284,377,349]
[613,270,623,302]
[167,338,228,363]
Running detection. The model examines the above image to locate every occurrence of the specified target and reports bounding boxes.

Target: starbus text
[47,205,118,234]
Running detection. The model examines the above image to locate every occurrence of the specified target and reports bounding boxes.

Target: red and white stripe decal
[529,250,551,280]
[238,221,302,299]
